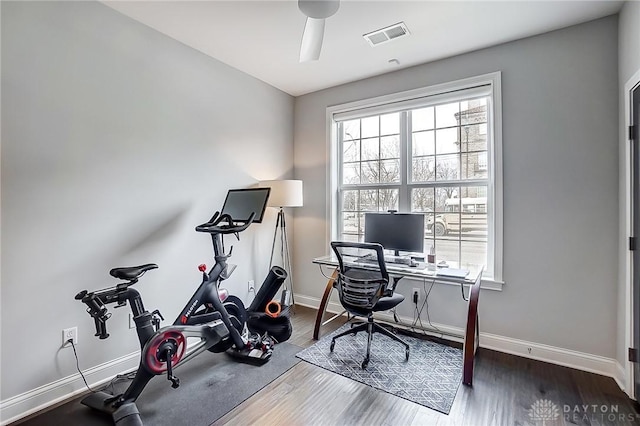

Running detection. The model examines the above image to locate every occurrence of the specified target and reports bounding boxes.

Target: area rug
[20,342,301,426]
[296,324,463,414]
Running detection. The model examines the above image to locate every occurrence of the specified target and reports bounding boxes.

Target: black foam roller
[248,266,287,313]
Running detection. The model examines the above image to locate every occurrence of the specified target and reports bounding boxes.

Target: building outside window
[329,73,503,282]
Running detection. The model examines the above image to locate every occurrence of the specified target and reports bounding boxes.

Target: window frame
[326,72,503,287]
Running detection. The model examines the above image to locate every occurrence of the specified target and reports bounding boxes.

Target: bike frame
[174,231,245,348]
[80,231,245,410]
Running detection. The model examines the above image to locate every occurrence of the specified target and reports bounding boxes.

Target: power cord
[409,279,443,338]
[422,278,444,338]
[68,339,137,395]
[412,304,427,335]
[69,339,96,393]
[103,371,137,395]
[410,285,429,337]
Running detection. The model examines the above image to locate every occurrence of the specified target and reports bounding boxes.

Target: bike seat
[110,264,158,281]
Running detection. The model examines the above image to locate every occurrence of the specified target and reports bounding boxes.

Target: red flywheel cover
[144,330,186,374]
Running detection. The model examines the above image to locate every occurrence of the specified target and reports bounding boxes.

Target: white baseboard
[614,360,629,396]
[479,332,619,380]
[296,294,343,320]
[0,351,139,425]
[296,294,625,390]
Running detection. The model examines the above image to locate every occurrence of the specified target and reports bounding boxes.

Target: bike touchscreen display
[220,188,271,223]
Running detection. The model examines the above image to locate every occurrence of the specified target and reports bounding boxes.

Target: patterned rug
[296,323,463,414]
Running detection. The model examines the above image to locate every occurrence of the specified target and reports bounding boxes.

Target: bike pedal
[169,376,180,389]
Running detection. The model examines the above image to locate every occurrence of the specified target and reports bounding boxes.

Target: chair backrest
[330,241,390,315]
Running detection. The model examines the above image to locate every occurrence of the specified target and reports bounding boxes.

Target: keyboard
[385,255,412,265]
[355,254,378,264]
[356,254,412,266]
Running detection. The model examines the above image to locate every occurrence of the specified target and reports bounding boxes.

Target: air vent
[363,22,410,47]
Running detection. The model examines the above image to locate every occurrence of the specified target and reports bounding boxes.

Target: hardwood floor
[215,306,639,426]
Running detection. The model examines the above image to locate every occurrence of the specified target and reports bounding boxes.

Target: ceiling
[104,1,624,97]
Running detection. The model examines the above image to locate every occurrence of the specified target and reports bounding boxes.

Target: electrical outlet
[248,279,255,292]
[62,327,78,347]
[412,288,420,304]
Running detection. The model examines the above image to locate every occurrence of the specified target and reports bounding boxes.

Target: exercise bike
[74,188,287,426]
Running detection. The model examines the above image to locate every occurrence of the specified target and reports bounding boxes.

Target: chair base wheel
[405,347,410,361]
[361,359,369,369]
[330,340,335,352]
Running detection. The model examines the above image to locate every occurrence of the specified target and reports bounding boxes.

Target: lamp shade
[259,180,303,208]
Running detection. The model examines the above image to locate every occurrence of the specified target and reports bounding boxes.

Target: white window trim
[325,72,504,289]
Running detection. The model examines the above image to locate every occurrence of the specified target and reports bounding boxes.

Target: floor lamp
[259,180,303,307]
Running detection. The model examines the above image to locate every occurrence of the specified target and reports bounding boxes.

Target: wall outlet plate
[62,327,78,347]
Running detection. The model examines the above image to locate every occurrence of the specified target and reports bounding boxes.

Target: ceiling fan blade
[299,17,325,62]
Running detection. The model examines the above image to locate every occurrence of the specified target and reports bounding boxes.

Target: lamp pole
[269,206,294,306]
[260,179,302,309]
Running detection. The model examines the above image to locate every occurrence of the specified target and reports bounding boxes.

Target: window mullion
[399,111,410,211]
[378,116,383,211]
[337,122,344,238]
[408,179,489,189]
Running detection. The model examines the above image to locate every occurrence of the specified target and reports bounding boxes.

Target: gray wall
[1,1,293,399]
[617,1,640,373]
[293,16,619,358]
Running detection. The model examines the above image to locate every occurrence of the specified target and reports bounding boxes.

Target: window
[329,73,503,283]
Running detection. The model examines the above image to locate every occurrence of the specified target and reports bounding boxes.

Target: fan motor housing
[298,0,340,19]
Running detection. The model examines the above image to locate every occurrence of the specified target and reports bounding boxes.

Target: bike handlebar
[75,290,111,339]
[195,211,256,235]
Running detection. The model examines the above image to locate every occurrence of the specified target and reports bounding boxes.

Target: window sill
[479,278,504,291]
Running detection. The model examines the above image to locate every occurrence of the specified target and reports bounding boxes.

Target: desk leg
[313,268,338,340]
[463,278,482,386]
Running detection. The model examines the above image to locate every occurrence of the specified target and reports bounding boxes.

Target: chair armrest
[387,276,402,294]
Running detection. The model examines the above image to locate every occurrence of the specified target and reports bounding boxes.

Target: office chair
[330,241,410,369]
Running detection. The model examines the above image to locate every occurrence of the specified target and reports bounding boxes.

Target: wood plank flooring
[215,306,639,426]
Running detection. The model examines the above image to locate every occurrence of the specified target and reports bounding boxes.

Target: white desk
[312,255,483,386]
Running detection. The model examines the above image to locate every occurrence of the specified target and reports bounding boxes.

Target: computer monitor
[220,188,271,223]
[364,212,425,256]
